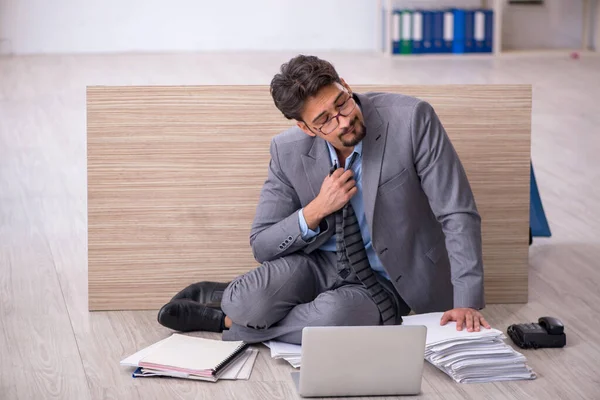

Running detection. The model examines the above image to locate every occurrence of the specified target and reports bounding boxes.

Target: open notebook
[121,334,253,382]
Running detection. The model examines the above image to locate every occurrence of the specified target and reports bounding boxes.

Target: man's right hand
[303,168,357,230]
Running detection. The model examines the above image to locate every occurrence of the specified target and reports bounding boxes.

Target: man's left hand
[440,308,491,332]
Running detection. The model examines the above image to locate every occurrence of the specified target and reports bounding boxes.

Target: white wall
[502,0,585,50]
[0,0,377,54]
[0,0,593,55]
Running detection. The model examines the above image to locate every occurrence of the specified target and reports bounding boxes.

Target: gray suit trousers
[221,251,410,344]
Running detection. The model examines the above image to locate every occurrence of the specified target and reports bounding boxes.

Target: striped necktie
[334,154,396,325]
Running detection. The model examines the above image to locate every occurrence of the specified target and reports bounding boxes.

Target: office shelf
[377,0,598,57]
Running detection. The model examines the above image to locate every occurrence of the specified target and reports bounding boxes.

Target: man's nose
[338,114,352,131]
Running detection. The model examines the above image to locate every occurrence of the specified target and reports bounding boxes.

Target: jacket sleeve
[249,138,322,263]
[410,100,485,310]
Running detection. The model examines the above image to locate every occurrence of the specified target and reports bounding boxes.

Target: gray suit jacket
[249,92,485,313]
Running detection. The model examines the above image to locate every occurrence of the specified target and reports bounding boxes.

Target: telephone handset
[507,316,566,349]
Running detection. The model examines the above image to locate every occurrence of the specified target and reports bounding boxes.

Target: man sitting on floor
[157,55,490,344]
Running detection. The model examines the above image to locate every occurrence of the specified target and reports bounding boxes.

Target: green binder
[400,10,413,54]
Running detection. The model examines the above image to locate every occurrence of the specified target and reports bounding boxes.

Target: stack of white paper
[403,312,536,383]
[263,340,302,368]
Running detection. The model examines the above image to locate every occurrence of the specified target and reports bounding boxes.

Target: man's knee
[221,276,257,323]
[222,256,313,329]
[312,287,381,327]
[221,270,272,329]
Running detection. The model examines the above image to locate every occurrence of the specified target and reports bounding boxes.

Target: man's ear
[297,121,316,137]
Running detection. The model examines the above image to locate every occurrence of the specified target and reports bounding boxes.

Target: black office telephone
[507,316,566,349]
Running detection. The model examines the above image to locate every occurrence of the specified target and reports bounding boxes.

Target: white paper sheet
[402,312,504,345]
[219,348,258,380]
[263,341,302,368]
[267,341,302,358]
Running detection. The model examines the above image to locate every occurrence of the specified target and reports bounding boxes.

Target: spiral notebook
[137,334,249,380]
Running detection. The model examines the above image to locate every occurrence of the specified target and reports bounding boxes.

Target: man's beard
[338,117,366,147]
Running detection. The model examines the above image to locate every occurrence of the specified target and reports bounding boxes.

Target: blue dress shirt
[298,140,390,280]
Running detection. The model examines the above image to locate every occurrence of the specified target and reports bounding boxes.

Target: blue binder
[441,10,454,53]
[452,9,465,54]
[474,10,486,52]
[464,10,475,53]
[484,9,494,53]
[392,10,401,54]
[411,11,424,54]
[530,163,551,237]
[432,10,444,53]
[422,10,434,53]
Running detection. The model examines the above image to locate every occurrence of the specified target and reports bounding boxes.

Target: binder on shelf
[474,10,486,52]
[422,10,434,53]
[484,9,494,53]
[432,10,444,53]
[400,10,413,54]
[411,10,424,54]
[392,10,401,54]
[387,6,493,56]
[464,9,475,53]
[452,9,466,54]
[442,10,454,53]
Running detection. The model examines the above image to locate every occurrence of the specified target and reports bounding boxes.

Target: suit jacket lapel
[302,136,331,199]
[357,93,389,238]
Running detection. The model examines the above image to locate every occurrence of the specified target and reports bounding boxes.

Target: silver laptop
[291,325,427,398]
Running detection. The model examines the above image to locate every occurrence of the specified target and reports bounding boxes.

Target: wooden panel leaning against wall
[87,85,532,311]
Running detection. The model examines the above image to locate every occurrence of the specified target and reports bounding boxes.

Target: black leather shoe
[157,299,225,332]
[170,281,230,310]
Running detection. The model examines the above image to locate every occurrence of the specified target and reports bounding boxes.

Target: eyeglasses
[314,95,357,135]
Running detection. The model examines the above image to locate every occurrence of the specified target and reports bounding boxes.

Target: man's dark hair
[270,55,342,121]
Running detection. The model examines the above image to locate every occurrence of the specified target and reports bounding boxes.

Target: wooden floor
[1,51,600,399]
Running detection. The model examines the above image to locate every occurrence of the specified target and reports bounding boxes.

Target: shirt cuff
[298,208,320,240]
